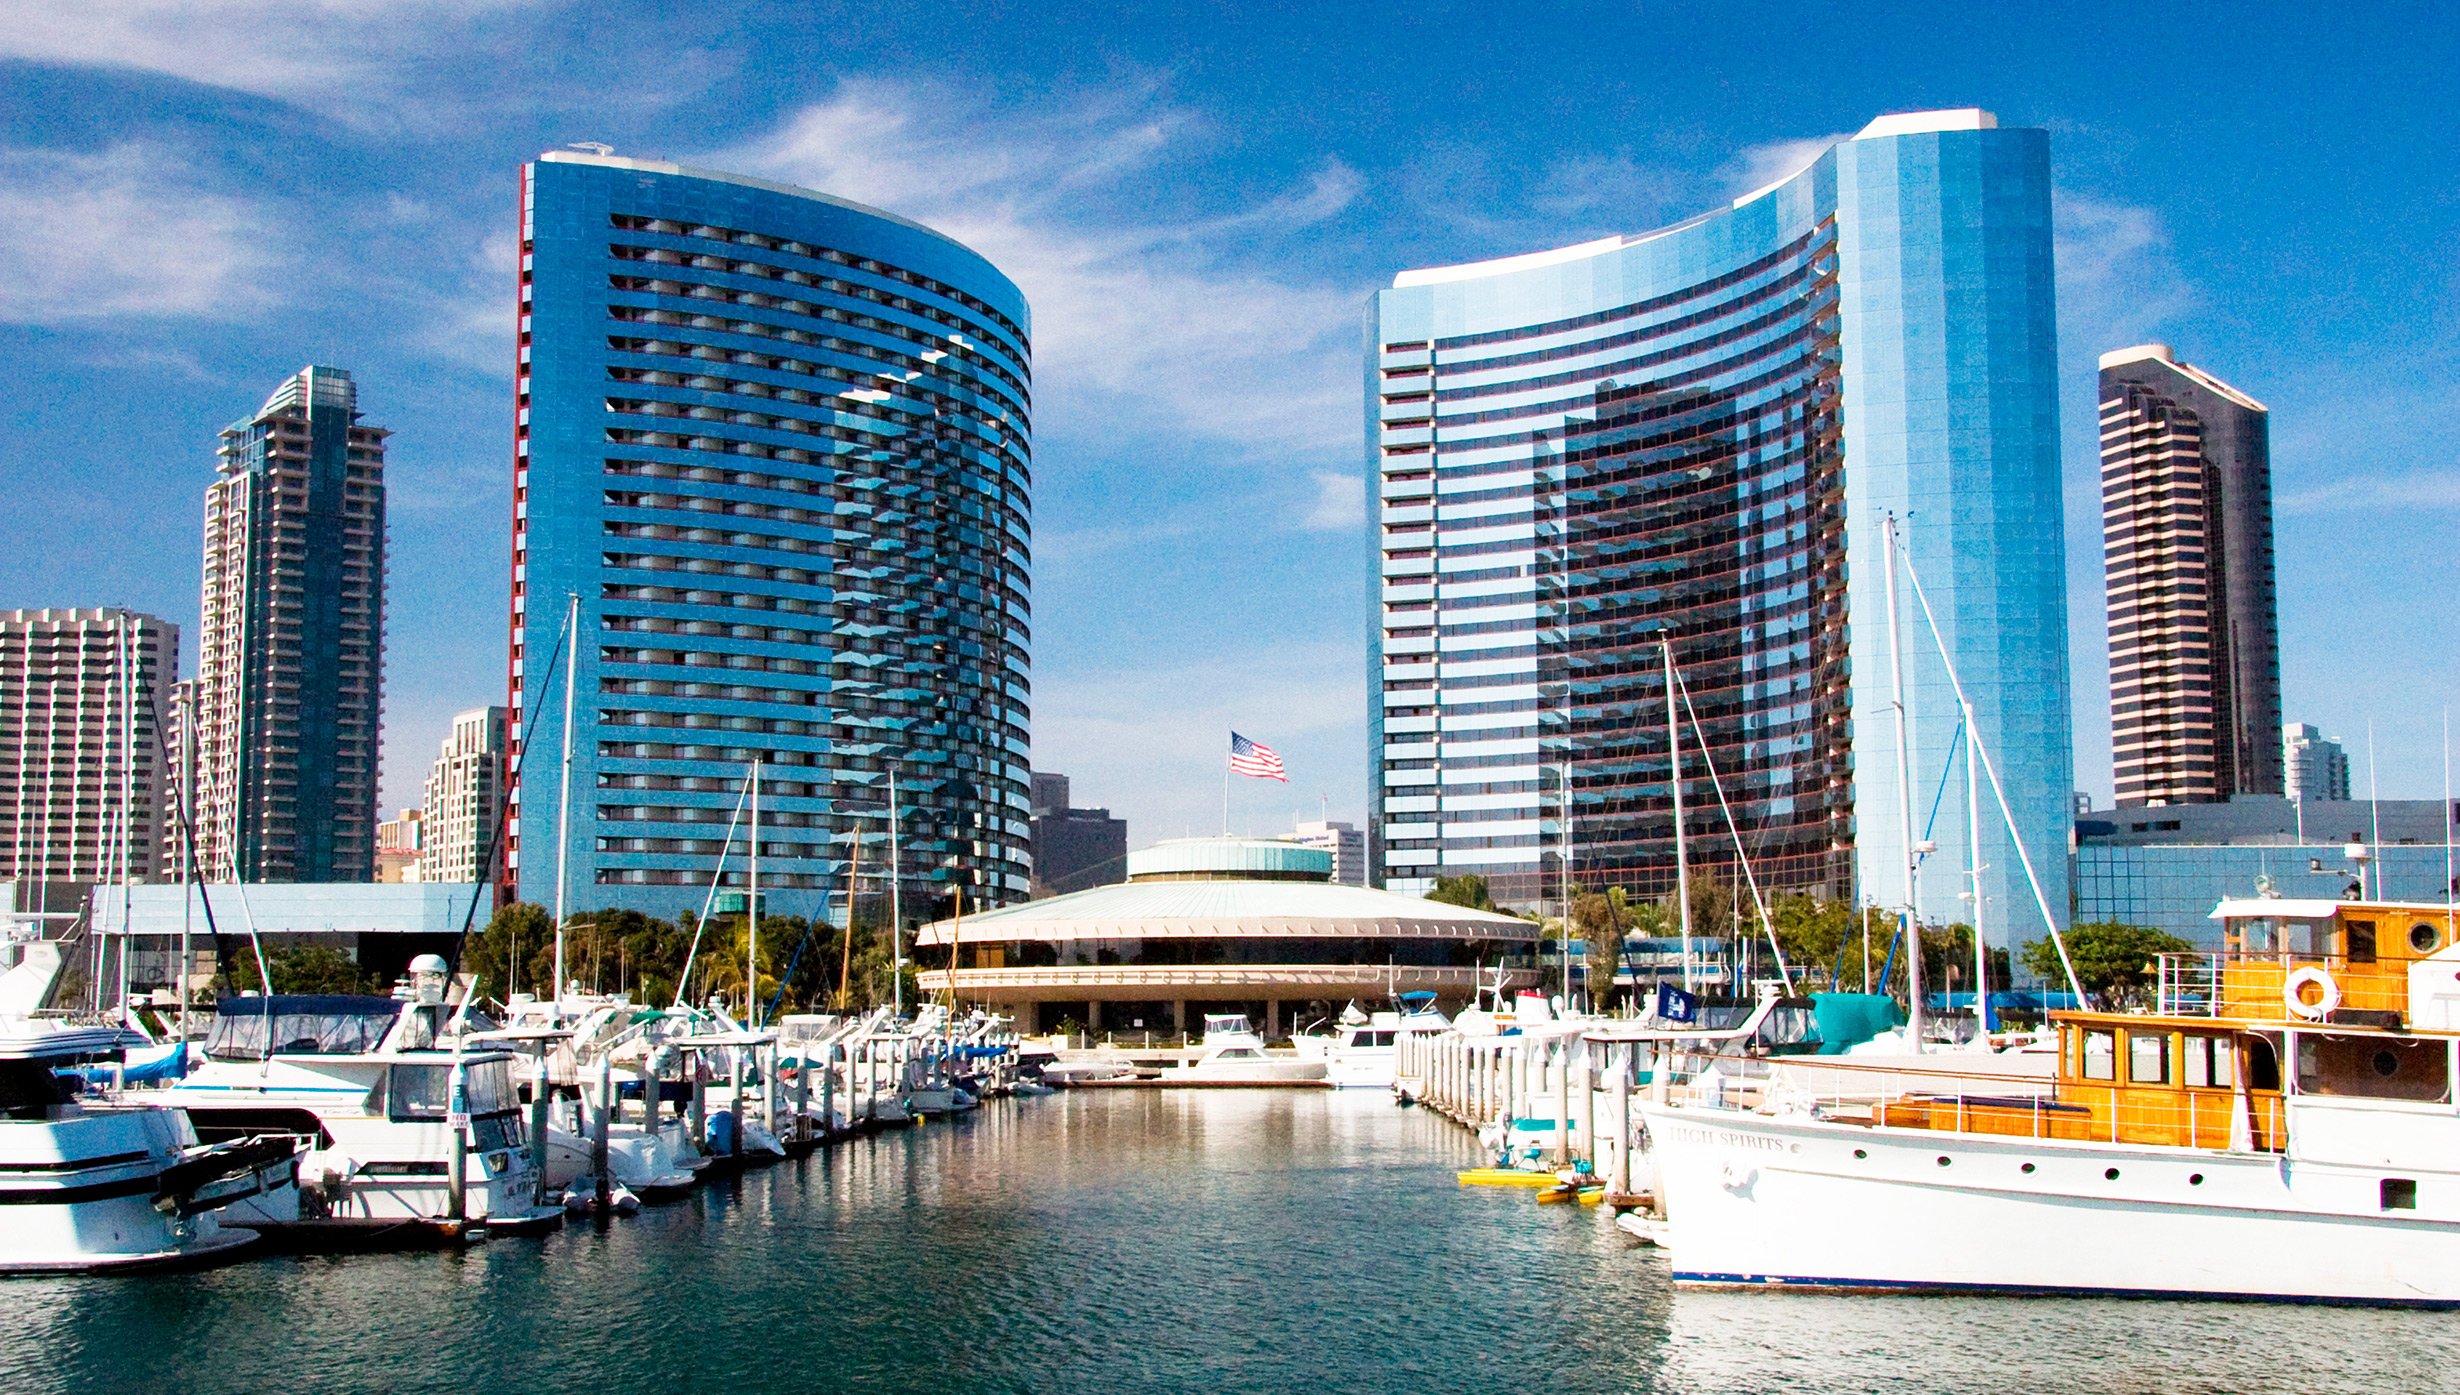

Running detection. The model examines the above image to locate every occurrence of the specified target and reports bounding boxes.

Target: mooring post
[529,1050,552,1209]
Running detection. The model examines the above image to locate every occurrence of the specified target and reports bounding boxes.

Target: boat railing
[2156,953,2225,1017]
[1869,1080,2286,1152]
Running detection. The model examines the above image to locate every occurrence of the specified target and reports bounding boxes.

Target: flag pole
[1222,734,1232,836]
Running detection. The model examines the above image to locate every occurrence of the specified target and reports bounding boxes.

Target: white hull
[1161,1061,1327,1085]
[0,1110,269,1273]
[1643,1102,2460,1305]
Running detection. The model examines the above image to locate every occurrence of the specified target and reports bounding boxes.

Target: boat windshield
[1201,1015,1252,1036]
[208,995,402,1060]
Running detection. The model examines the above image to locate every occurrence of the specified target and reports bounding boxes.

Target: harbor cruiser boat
[150,960,563,1245]
[1162,1015,1327,1086]
[1642,897,2460,1305]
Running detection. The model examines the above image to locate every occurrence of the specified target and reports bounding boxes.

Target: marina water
[9,1091,2457,1394]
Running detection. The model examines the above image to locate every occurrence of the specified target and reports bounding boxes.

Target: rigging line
[762,871,834,1025]
[447,599,572,979]
[1922,716,1966,851]
[673,772,756,1010]
[1669,664,1793,992]
[1896,544,2086,1004]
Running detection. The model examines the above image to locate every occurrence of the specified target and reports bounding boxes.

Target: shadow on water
[6,1091,2458,1394]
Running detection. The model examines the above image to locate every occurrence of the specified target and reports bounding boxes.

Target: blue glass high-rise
[1368,110,2071,937]
[512,153,1033,920]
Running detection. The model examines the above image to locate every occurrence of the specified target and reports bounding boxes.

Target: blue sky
[2,2,2454,844]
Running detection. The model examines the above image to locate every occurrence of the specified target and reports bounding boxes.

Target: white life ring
[2284,965,2339,1021]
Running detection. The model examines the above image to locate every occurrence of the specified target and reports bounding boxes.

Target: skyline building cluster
[0,113,2402,955]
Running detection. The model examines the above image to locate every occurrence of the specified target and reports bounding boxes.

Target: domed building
[914,836,1542,1036]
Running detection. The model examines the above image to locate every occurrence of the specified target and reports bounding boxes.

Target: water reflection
[2,1092,2454,1394]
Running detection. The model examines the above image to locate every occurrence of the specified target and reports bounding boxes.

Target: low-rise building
[2073,796,2456,943]
[915,835,1540,1036]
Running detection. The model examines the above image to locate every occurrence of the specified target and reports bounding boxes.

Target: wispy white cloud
[2053,193,2200,353]
[0,1,531,115]
[1301,471,1366,532]
[0,142,279,326]
[2280,468,2460,515]
[1720,132,1850,200]
[715,79,1367,457]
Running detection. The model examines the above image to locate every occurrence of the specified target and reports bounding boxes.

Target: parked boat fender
[2285,965,2339,1021]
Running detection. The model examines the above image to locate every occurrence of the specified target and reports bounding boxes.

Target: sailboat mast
[553,592,578,1004]
[1884,515,1925,1053]
[748,759,761,1027]
[889,763,903,1020]
[1664,639,1694,994]
[1966,716,1989,1034]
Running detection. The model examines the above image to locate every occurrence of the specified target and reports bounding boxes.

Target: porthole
[2020,1162,2036,1174]
[1853,1149,1867,1160]
[1937,1156,1952,1168]
[2413,922,2443,953]
[2374,1051,2403,1078]
[2189,1173,2205,1186]
[2105,1167,2121,1180]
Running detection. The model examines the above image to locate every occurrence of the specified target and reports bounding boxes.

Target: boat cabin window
[207,996,402,1060]
[2294,1033,2451,1103]
[2244,1035,2282,1092]
[0,1060,77,1118]
[2181,1035,2236,1090]
[386,1064,453,1121]
[2128,1032,2170,1084]
[2079,1029,2117,1081]
[2412,922,2445,954]
[2343,920,2377,965]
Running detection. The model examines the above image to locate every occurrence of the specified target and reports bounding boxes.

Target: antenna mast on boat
[553,591,579,1007]
[1883,515,1925,1053]
[889,760,904,1021]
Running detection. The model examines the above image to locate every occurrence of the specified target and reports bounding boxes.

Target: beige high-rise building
[0,609,179,883]
[190,366,387,881]
[420,706,506,885]
[2100,345,2281,808]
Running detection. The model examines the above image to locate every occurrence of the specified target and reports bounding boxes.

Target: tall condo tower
[420,705,506,883]
[2099,344,2281,807]
[191,366,387,882]
[510,152,1033,919]
[0,609,178,882]
[1369,110,2070,930]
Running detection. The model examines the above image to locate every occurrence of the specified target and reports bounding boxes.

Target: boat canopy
[207,994,403,1059]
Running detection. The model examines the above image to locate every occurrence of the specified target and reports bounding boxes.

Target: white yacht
[1,1022,298,1273]
[151,965,563,1245]
[1161,1015,1326,1086]
[1303,996,1452,1090]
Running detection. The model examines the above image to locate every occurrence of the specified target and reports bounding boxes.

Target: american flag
[1228,732,1287,782]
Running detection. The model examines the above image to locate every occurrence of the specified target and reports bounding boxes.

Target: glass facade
[2075,844,2457,946]
[511,154,1032,918]
[1370,111,2070,936]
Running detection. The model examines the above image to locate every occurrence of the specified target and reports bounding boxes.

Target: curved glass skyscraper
[511,152,1032,919]
[1370,110,2070,934]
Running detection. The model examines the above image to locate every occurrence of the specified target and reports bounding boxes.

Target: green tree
[1574,888,1628,1008]
[2024,921,2191,1005]
[463,902,555,1001]
[1426,874,1495,911]
[218,943,380,995]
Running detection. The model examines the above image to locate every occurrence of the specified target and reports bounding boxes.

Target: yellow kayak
[1456,1168,1557,1188]
[1538,1183,1608,1206]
